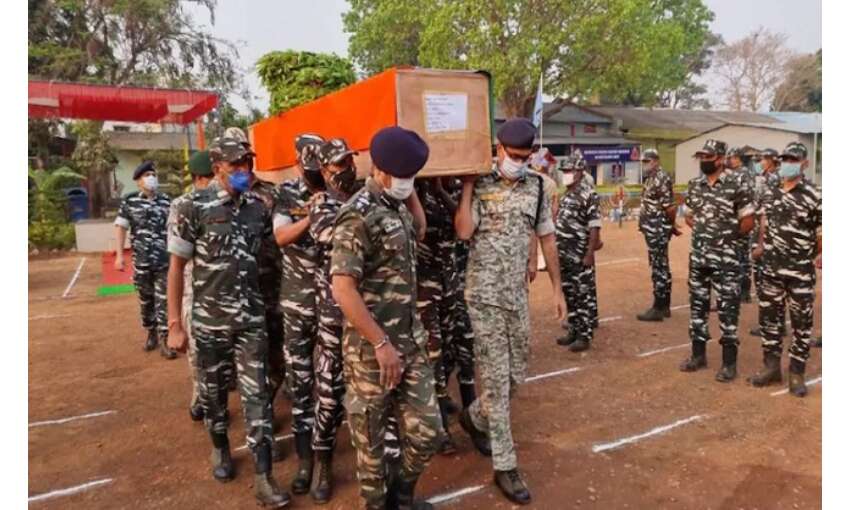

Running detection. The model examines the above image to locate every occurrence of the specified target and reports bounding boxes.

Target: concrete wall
[675,126,815,185]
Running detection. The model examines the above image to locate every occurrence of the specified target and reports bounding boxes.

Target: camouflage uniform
[684,169,754,348]
[732,167,757,301]
[465,169,553,472]
[638,167,675,305]
[555,178,602,345]
[274,178,319,436]
[582,174,600,327]
[168,180,274,451]
[331,178,440,508]
[758,178,821,363]
[752,171,781,292]
[115,191,171,336]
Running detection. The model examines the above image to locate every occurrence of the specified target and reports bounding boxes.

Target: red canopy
[28,80,218,125]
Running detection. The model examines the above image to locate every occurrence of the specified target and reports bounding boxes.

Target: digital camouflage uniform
[330,178,440,508]
[168,181,274,452]
[465,169,553,472]
[732,167,757,301]
[752,171,781,293]
[582,173,600,327]
[683,169,754,347]
[556,179,602,345]
[273,177,319,436]
[758,178,821,363]
[638,167,675,304]
[115,191,171,336]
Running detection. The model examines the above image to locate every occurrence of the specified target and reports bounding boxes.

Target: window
[112,125,130,132]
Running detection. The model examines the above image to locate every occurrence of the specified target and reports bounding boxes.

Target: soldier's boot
[494,469,532,505]
[159,332,177,360]
[813,336,822,348]
[290,432,313,495]
[568,337,590,353]
[270,437,284,463]
[393,475,434,510]
[253,441,291,508]
[679,341,708,372]
[748,352,782,387]
[459,407,491,457]
[714,345,738,383]
[636,297,665,322]
[189,397,204,422]
[459,382,476,410]
[437,398,458,456]
[658,296,672,318]
[788,359,808,398]
[556,327,577,346]
[441,396,460,415]
[209,432,235,482]
[143,329,158,352]
[310,450,333,504]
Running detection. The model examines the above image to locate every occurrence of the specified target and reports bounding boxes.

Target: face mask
[779,161,802,180]
[386,176,415,200]
[142,175,158,191]
[752,162,763,175]
[304,170,326,191]
[561,172,576,186]
[499,156,527,180]
[228,170,251,193]
[331,166,357,193]
[699,160,718,175]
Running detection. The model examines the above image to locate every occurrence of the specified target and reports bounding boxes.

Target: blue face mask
[779,161,802,180]
[751,162,763,175]
[228,170,252,193]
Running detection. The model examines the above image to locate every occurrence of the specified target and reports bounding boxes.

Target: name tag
[383,217,403,233]
[480,192,505,202]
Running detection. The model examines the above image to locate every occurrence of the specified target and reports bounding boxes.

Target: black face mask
[331,166,357,194]
[303,170,326,191]
[699,160,718,175]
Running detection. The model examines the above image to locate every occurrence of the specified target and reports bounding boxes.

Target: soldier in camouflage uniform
[455,119,567,506]
[680,139,755,383]
[331,127,439,510]
[273,134,325,494]
[114,160,176,359]
[167,150,216,422]
[554,155,602,352]
[636,148,680,321]
[749,142,821,397]
[582,168,601,329]
[727,147,756,303]
[166,137,289,507]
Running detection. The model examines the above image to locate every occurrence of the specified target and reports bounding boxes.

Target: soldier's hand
[751,245,764,261]
[376,341,402,389]
[672,225,683,237]
[168,325,188,353]
[527,260,538,283]
[594,240,604,251]
[114,257,125,272]
[555,291,567,322]
[815,255,822,269]
[582,251,595,267]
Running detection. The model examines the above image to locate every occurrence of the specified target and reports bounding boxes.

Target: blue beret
[369,127,429,178]
[133,160,155,180]
[497,118,536,149]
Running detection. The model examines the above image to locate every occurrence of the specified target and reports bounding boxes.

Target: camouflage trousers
[312,315,346,452]
[133,266,168,334]
[759,267,816,363]
[688,263,741,346]
[283,304,318,435]
[181,286,201,409]
[737,241,753,300]
[195,326,273,451]
[417,272,450,400]
[442,290,477,389]
[266,309,285,400]
[467,301,530,471]
[588,266,599,327]
[560,262,595,343]
[642,228,672,301]
[343,343,440,507]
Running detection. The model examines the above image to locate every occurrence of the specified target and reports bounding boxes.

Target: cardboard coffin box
[250,67,494,180]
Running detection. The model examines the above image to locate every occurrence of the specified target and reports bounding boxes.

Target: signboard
[575,145,637,164]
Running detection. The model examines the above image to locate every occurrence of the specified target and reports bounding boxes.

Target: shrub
[29,221,76,251]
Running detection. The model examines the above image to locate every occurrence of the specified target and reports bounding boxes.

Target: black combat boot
[715,344,738,383]
[494,469,532,505]
[143,329,158,351]
[437,397,458,455]
[392,475,434,510]
[159,331,177,360]
[209,431,235,482]
[254,441,290,507]
[568,337,590,352]
[311,449,333,504]
[748,352,782,387]
[788,359,808,398]
[658,295,672,318]
[291,432,313,494]
[813,336,822,348]
[679,341,708,372]
[459,407,491,457]
[189,397,204,422]
[636,297,665,322]
[459,381,476,410]
[270,437,284,462]
[556,327,577,346]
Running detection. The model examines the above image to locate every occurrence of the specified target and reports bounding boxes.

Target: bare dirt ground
[28,222,821,509]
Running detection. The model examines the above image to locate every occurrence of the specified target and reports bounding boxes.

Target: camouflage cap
[641,148,660,161]
[188,150,213,177]
[780,141,808,160]
[295,133,325,172]
[319,138,359,166]
[559,154,587,171]
[760,148,779,159]
[726,146,744,158]
[223,127,250,147]
[210,137,256,163]
[694,139,727,157]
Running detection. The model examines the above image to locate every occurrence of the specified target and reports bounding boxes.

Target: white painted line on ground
[29,410,117,428]
[28,478,113,503]
[596,258,641,267]
[670,304,690,311]
[428,484,487,505]
[234,432,294,452]
[637,343,690,358]
[61,258,87,298]
[598,315,623,323]
[525,367,582,383]
[770,376,823,397]
[592,414,707,453]
[28,314,72,321]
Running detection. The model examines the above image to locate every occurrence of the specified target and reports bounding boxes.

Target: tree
[655,32,723,109]
[71,121,118,218]
[712,27,795,111]
[342,0,715,117]
[28,166,86,224]
[256,51,356,116]
[772,49,821,112]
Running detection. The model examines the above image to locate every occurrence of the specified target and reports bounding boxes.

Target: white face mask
[561,172,576,186]
[499,156,527,180]
[386,176,415,200]
[142,175,159,192]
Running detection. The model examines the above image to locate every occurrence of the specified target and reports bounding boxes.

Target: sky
[189,0,822,114]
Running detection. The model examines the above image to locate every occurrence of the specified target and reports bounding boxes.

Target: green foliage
[207,97,265,140]
[28,221,77,251]
[256,51,357,116]
[772,49,822,112]
[71,121,117,218]
[140,149,187,197]
[343,0,715,115]
[28,166,86,224]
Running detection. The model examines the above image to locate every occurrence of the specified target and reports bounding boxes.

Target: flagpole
[538,73,544,146]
